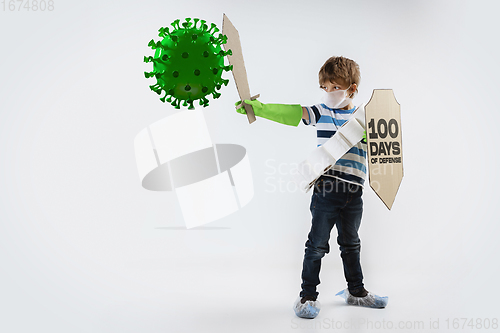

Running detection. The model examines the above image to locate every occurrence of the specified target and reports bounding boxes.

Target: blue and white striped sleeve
[302,105,322,126]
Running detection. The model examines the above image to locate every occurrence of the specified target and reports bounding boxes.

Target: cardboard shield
[365,89,403,210]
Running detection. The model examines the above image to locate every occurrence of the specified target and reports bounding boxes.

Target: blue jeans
[300,175,364,298]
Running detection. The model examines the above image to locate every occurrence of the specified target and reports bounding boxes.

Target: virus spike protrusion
[154,71,164,79]
[208,23,219,34]
[200,19,208,32]
[171,19,181,30]
[158,27,170,38]
[144,71,156,78]
[155,41,169,51]
[213,34,225,45]
[218,34,228,44]
[149,84,162,94]
[174,98,181,109]
[182,18,192,29]
[159,91,168,103]
[145,17,232,109]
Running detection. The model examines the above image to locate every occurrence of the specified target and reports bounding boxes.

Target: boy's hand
[235,99,263,116]
[234,99,302,127]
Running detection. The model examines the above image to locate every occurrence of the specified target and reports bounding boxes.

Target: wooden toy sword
[222,14,257,124]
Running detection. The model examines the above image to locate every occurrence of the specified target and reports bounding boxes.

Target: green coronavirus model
[144,18,233,109]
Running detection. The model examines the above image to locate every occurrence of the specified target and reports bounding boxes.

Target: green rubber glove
[235,99,302,127]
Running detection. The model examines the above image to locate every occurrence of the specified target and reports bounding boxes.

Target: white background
[1,0,499,332]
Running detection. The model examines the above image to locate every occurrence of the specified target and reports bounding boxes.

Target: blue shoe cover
[336,289,388,308]
[293,296,321,318]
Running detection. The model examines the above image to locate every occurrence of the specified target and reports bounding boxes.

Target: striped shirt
[302,103,367,187]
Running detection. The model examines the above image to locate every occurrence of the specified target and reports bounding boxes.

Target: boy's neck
[341,101,355,110]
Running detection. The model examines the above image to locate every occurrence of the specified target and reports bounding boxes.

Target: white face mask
[322,84,353,109]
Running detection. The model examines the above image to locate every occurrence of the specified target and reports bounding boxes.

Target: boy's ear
[349,83,358,97]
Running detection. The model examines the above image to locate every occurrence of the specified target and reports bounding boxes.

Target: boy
[235,56,388,319]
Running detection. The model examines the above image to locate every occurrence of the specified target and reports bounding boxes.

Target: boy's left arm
[302,107,310,123]
[235,99,303,127]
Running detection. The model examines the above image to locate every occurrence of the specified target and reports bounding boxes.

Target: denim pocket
[314,177,337,196]
[313,177,327,194]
